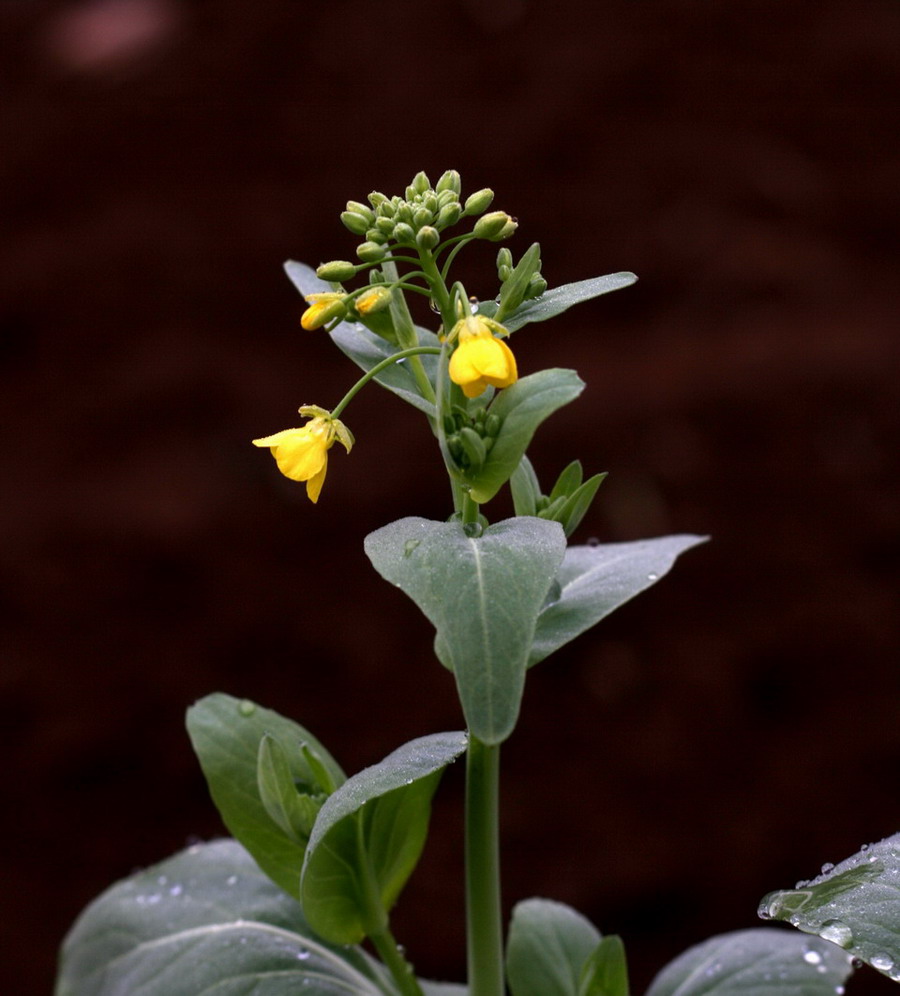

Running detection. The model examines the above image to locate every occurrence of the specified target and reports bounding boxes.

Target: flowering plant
[55,172,900,996]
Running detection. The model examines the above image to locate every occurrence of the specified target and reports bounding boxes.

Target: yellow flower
[301,293,347,331]
[448,315,518,399]
[252,413,353,503]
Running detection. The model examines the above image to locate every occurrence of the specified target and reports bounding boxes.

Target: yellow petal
[305,460,328,503]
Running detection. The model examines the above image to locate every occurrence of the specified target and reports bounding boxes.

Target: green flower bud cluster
[339,170,515,262]
[443,406,502,473]
[512,458,607,538]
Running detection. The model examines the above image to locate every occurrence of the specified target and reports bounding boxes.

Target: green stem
[330,346,441,419]
[466,735,504,996]
[370,926,424,996]
[416,248,455,331]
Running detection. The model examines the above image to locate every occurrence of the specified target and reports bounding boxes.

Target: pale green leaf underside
[364,517,566,743]
[186,693,345,900]
[55,839,389,996]
[503,273,638,333]
[302,732,468,944]
[284,259,439,416]
[530,535,708,666]
[646,928,853,996]
[506,898,601,996]
[760,832,900,980]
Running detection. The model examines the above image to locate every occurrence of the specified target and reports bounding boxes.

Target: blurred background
[2,0,898,993]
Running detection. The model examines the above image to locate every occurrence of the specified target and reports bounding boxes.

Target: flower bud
[473,210,512,239]
[436,169,462,195]
[463,188,494,216]
[489,218,518,241]
[416,226,440,250]
[355,286,393,316]
[341,210,371,236]
[393,222,415,244]
[525,275,548,299]
[356,241,387,262]
[365,228,388,245]
[346,200,374,223]
[413,207,433,228]
[374,216,394,235]
[411,171,431,195]
[496,248,513,270]
[315,260,357,282]
[367,191,387,208]
[300,294,347,330]
[437,202,462,228]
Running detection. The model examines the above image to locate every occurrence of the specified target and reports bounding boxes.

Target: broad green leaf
[466,369,585,504]
[645,928,853,996]
[759,832,900,980]
[55,838,390,996]
[284,260,439,416]
[186,693,345,900]
[365,517,566,743]
[506,898,601,996]
[301,731,468,945]
[579,935,628,996]
[530,535,707,666]
[503,272,638,333]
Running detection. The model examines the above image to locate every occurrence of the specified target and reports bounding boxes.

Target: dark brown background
[2,1,898,994]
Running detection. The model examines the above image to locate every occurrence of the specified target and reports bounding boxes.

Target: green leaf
[257,734,322,843]
[579,935,628,996]
[301,731,468,945]
[506,898,601,996]
[549,460,584,502]
[759,832,900,980]
[503,272,637,333]
[557,473,607,538]
[55,838,391,996]
[466,369,585,504]
[645,928,853,996]
[530,535,707,666]
[186,693,345,900]
[284,260,440,416]
[365,517,567,744]
[510,455,541,517]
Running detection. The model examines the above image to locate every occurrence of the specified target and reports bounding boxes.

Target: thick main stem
[466,735,504,996]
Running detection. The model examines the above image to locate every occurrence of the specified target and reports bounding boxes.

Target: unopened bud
[393,222,415,244]
[374,216,394,235]
[437,202,462,228]
[473,210,512,239]
[346,201,374,224]
[526,275,548,299]
[365,228,388,245]
[341,211,371,236]
[316,260,357,282]
[411,171,431,195]
[367,191,387,208]
[463,188,494,216]
[356,241,387,262]
[355,286,393,316]
[301,294,347,331]
[416,226,440,250]
[413,207,433,228]
[489,218,518,241]
[436,169,462,195]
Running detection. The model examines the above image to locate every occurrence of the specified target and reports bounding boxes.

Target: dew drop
[647,572,659,581]
[587,537,600,547]
[169,884,183,897]
[297,948,310,961]
[820,920,853,948]
[238,699,256,717]
[403,539,421,558]
[803,950,823,965]
[463,521,483,538]
[871,953,894,972]
[226,874,238,886]
[820,862,835,874]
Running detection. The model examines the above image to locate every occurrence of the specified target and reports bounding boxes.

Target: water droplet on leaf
[871,953,894,972]
[238,699,256,716]
[803,950,823,965]
[820,920,853,948]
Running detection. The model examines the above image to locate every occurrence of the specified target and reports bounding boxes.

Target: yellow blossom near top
[252,411,354,503]
[301,293,347,331]
[448,315,518,399]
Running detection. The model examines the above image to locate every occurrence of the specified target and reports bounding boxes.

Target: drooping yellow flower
[448,315,518,399]
[301,293,347,331]
[252,412,353,503]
